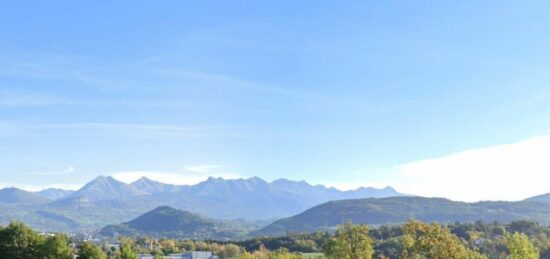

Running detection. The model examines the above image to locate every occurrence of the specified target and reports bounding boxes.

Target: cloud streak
[0,91,62,107]
[32,166,76,176]
[185,165,225,173]
[0,122,262,139]
[392,135,550,202]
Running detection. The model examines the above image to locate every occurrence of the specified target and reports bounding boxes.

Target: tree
[505,232,539,259]
[323,222,374,259]
[220,243,242,258]
[119,242,137,259]
[400,220,486,259]
[39,234,73,259]
[78,242,106,259]
[0,221,45,259]
[178,239,195,251]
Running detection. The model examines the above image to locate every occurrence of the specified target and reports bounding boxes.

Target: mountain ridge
[15,176,401,196]
[254,196,550,236]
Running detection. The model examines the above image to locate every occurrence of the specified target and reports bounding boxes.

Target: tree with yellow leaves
[505,232,539,259]
[400,220,486,259]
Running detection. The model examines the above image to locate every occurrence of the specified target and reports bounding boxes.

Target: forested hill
[254,196,550,236]
[100,206,249,240]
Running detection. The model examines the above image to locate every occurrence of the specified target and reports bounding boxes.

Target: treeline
[2,220,550,258]
[234,220,546,258]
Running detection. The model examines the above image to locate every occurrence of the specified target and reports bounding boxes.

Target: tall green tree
[78,241,106,259]
[505,232,539,259]
[400,220,486,259]
[323,222,373,259]
[119,242,137,259]
[39,234,73,259]
[0,221,45,259]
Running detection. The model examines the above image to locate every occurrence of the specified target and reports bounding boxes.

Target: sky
[1,1,550,201]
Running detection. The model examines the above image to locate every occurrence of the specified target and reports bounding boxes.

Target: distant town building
[137,251,217,259]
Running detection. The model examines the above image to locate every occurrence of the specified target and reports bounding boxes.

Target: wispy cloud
[322,181,391,191]
[185,165,225,173]
[0,52,378,114]
[32,166,76,176]
[392,135,550,202]
[0,122,261,139]
[0,91,63,107]
[0,53,128,91]
[150,68,303,97]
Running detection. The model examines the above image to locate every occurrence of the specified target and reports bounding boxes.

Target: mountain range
[0,176,402,232]
[4,176,550,239]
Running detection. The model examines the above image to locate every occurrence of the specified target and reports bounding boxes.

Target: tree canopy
[505,232,539,259]
[78,242,106,259]
[401,220,486,259]
[323,222,374,259]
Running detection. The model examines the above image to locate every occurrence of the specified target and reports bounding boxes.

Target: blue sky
[1,1,550,200]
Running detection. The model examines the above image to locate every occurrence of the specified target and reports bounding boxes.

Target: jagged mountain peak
[35,188,74,200]
[132,176,154,183]
[90,175,119,184]
[130,177,178,194]
[61,175,146,202]
[131,176,162,187]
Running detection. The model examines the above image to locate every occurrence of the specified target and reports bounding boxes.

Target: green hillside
[100,206,248,240]
[255,196,550,236]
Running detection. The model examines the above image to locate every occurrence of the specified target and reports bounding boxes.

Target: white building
[137,251,217,259]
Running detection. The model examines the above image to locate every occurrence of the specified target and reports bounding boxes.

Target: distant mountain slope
[0,187,51,205]
[525,193,550,203]
[100,206,245,239]
[129,177,180,194]
[254,197,550,236]
[35,188,74,200]
[60,176,147,202]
